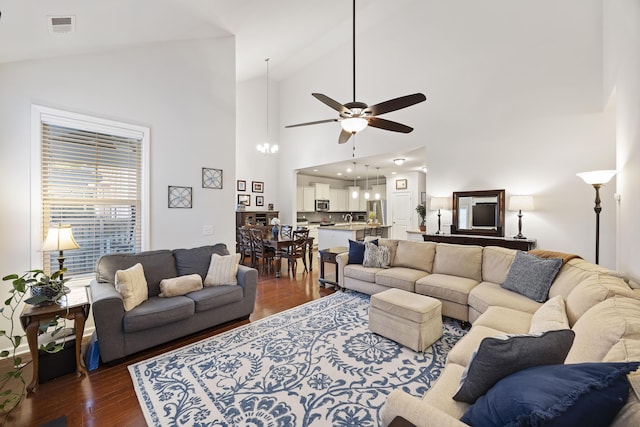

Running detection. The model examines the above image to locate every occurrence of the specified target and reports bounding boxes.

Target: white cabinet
[302,187,315,212]
[314,183,330,200]
[329,188,339,212]
[307,224,319,246]
[359,192,367,211]
[296,187,304,211]
[336,189,349,211]
[347,186,360,211]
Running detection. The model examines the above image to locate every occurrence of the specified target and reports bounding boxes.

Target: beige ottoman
[369,288,443,352]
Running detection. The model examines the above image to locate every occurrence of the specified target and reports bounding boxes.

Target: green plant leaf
[2,274,18,281]
[13,336,21,347]
[0,351,8,358]
[25,294,47,306]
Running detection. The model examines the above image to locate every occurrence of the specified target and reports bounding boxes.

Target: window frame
[30,105,150,286]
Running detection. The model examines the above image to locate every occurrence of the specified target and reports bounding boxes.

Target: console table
[422,233,536,251]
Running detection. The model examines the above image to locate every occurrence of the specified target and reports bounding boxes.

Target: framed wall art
[238,194,251,206]
[237,180,246,191]
[396,179,408,190]
[256,195,264,206]
[202,167,222,189]
[252,181,264,193]
[168,186,192,208]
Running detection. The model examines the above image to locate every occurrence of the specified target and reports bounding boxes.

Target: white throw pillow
[159,274,203,297]
[528,295,569,334]
[204,253,241,286]
[115,263,148,311]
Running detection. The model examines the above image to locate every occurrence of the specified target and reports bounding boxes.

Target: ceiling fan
[285,0,426,144]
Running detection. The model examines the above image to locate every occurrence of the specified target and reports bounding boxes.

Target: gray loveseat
[90,244,258,363]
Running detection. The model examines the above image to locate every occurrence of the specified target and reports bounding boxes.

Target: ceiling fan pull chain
[352,134,356,157]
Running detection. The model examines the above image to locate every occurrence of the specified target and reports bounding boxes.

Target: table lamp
[430,197,451,234]
[508,195,534,239]
[576,170,616,264]
[42,224,80,279]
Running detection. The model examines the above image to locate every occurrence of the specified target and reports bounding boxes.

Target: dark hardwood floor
[4,254,335,427]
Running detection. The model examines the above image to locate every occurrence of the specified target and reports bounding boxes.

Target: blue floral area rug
[128,291,469,426]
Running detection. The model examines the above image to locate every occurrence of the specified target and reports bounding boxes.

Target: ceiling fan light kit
[285,0,426,145]
[393,158,405,166]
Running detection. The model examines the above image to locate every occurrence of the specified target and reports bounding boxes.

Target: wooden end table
[318,246,348,289]
[19,286,91,392]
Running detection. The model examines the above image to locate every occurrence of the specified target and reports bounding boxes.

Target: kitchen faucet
[345,213,353,224]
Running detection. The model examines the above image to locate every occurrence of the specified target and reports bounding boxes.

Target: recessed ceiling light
[337,172,342,176]
[357,176,361,179]
[313,169,319,172]
[391,171,397,175]
[346,168,352,173]
[393,158,405,166]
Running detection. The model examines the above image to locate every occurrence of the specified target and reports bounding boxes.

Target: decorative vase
[419,225,426,232]
[272,225,279,239]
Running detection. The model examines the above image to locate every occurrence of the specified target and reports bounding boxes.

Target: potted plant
[416,204,427,232]
[0,269,68,421]
[368,211,377,225]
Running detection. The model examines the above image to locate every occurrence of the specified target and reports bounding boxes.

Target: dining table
[263,235,314,278]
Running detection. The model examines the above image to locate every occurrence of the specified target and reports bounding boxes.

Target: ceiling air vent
[48,15,75,34]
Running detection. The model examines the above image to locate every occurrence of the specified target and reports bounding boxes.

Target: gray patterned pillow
[501,251,563,302]
[362,241,390,268]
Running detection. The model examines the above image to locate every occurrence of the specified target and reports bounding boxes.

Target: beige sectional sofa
[335,239,640,426]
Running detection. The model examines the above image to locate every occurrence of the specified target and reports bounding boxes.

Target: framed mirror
[450,189,505,237]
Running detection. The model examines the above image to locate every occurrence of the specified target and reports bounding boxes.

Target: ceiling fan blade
[338,129,353,144]
[367,117,414,133]
[285,118,339,128]
[312,93,350,115]
[366,93,426,116]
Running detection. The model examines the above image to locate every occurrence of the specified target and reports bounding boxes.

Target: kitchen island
[317,224,391,249]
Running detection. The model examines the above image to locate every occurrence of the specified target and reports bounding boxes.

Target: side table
[318,246,348,289]
[20,286,91,392]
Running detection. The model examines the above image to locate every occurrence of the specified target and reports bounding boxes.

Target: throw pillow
[159,274,203,297]
[347,239,378,265]
[461,362,640,427]
[362,241,391,268]
[453,329,575,403]
[115,263,148,311]
[528,295,570,334]
[204,253,241,286]
[501,251,563,302]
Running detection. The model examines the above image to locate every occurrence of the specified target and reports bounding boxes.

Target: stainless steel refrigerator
[367,200,387,225]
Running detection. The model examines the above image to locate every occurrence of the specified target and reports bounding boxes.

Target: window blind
[41,119,143,276]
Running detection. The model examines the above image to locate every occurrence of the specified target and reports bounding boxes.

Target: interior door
[391,192,412,239]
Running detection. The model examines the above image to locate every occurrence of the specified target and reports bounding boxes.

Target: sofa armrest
[237,265,258,307]
[89,279,127,362]
[381,390,468,427]
[336,252,350,288]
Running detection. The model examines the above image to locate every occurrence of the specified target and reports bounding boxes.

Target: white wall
[604,0,640,281]
[236,75,280,212]
[278,0,616,266]
[0,37,236,352]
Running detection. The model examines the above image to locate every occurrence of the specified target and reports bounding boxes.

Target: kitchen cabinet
[297,186,315,212]
[359,192,367,211]
[329,188,339,212]
[347,186,360,211]
[307,224,319,246]
[336,189,349,211]
[296,187,304,211]
[314,183,330,200]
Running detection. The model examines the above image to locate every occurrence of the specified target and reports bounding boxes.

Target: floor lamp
[430,197,451,235]
[508,195,534,239]
[576,170,616,265]
[42,224,80,280]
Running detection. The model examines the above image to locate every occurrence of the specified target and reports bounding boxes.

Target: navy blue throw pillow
[461,362,640,427]
[347,239,377,265]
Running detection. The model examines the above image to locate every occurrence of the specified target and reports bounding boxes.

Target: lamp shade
[508,195,534,211]
[576,170,617,185]
[430,197,451,210]
[341,117,368,133]
[42,224,80,251]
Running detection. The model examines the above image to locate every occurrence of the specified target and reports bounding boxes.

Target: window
[32,106,149,278]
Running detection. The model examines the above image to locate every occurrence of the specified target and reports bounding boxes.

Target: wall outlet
[203,225,213,236]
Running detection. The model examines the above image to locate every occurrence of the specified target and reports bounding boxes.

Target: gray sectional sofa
[90,244,257,363]
[335,239,640,426]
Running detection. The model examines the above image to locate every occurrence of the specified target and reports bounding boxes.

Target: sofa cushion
[185,285,244,312]
[374,268,428,292]
[347,239,376,264]
[447,325,513,367]
[391,240,436,272]
[362,241,390,268]
[159,274,203,297]
[378,239,399,266]
[565,274,637,326]
[115,263,148,311]
[501,251,562,302]
[173,244,229,280]
[529,295,569,334]
[453,329,575,403]
[416,274,478,305]
[97,249,176,297]
[433,243,483,282]
[481,246,516,284]
[468,282,541,315]
[204,253,241,286]
[344,264,383,282]
[566,296,640,364]
[123,296,194,333]
[472,306,532,335]
[421,362,470,420]
[461,362,640,427]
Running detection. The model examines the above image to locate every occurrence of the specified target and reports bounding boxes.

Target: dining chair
[238,227,255,267]
[280,225,293,240]
[283,229,309,275]
[249,228,275,274]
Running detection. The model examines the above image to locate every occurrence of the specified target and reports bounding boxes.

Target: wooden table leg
[308,242,313,271]
[275,249,282,278]
[25,321,40,393]
[74,313,88,376]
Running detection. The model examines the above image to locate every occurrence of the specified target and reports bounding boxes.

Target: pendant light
[256,58,278,154]
[351,162,359,199]
[374,167,381,200]
[364,165,370,200]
